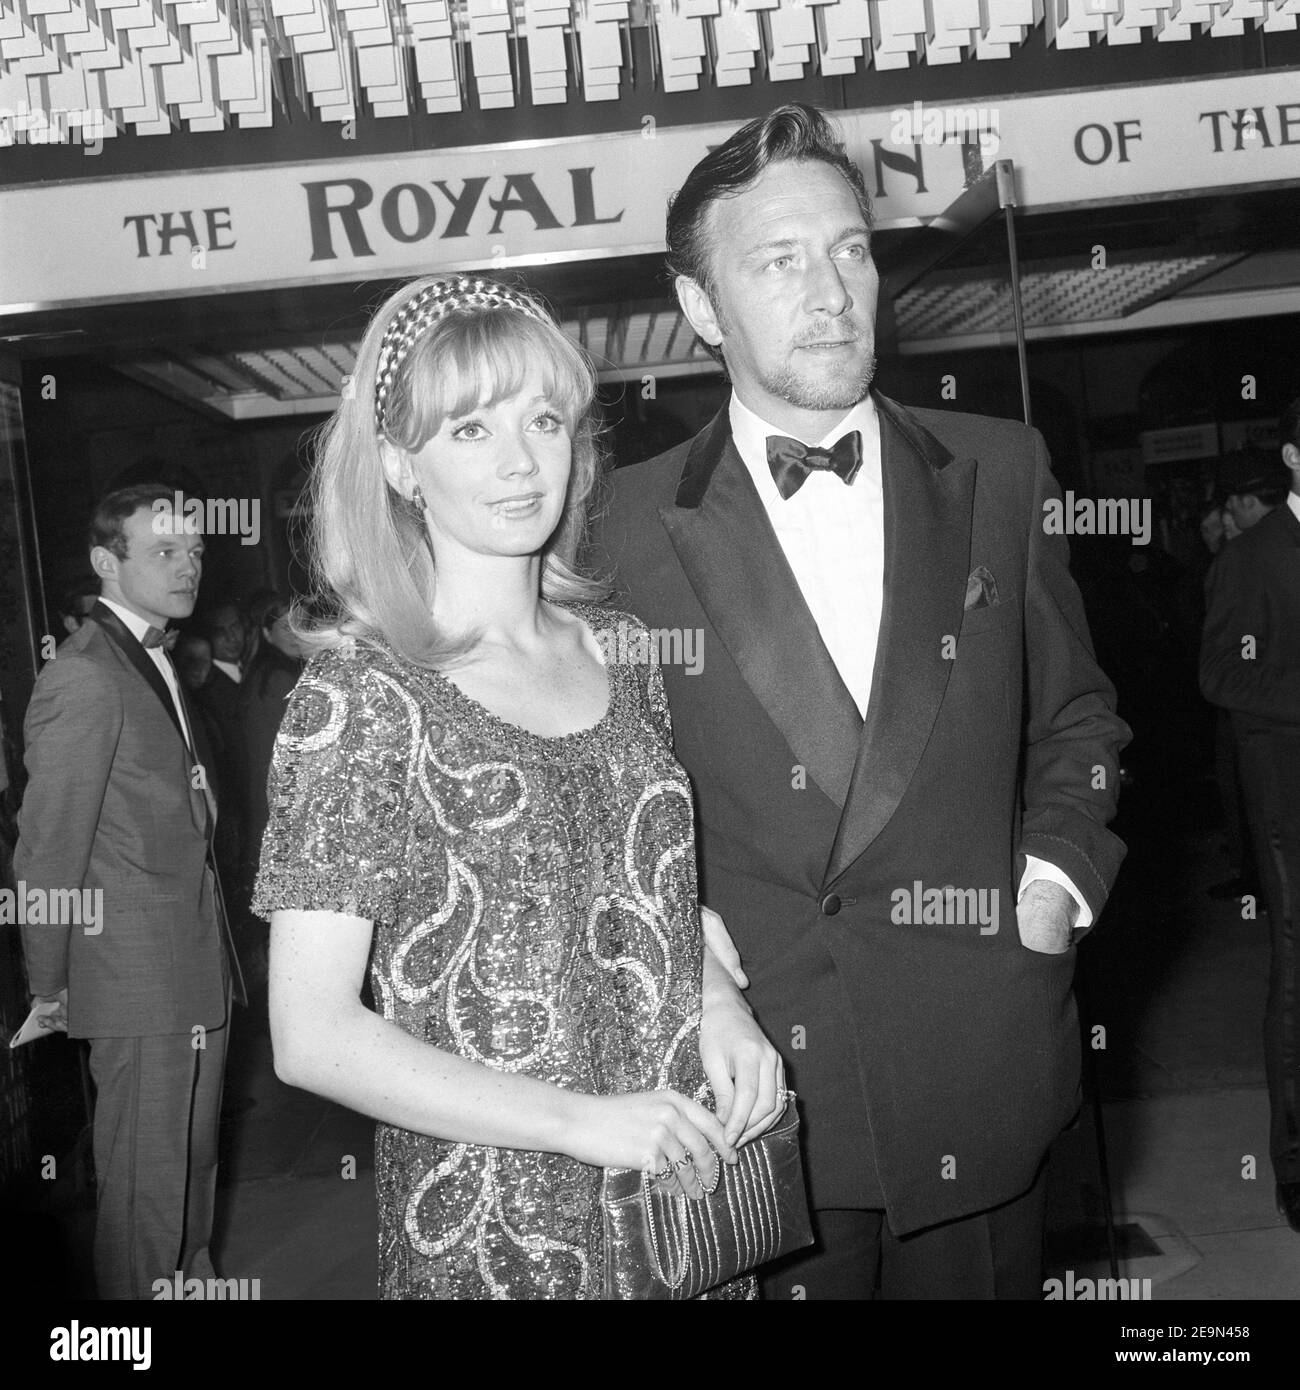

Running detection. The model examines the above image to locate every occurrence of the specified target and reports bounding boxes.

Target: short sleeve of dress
[252,644,414,924]
[644,661,674,751]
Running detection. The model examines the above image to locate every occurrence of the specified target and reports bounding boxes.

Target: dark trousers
[1215,710,1255,883]
[1237,724,1300,1184]
[760,1163,1048,1300]
[86,1018,229,1300]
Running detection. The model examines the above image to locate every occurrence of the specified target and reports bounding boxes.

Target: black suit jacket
[1200,501,1300,731]
[594,395,1129,1231]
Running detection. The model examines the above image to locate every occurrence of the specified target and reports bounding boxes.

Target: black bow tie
[766,431,863,500]
[142,625,179,652]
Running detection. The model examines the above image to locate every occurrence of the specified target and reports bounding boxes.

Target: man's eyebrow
[740,225,871,262]
[740,237,801,263]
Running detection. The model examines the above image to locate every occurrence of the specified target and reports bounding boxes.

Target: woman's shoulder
[557,599,652,642]
[298,636,410,689]
[286,638,442,732]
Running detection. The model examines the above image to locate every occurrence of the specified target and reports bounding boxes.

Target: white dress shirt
[99,597,196,753]
[1288,491,1300,526]
[728,392,1092,930]
[730,393,883,718]
[212,659,242,685]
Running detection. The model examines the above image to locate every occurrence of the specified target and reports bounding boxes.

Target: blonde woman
[253,276,785,1299]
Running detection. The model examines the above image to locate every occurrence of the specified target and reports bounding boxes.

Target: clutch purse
[600,1094,814,1300]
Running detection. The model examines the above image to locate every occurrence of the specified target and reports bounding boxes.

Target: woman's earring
[409,483,437,568]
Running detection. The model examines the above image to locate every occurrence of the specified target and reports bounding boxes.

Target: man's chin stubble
[764,352,877,412]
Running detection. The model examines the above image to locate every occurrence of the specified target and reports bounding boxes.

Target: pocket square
[964,565,1000,612]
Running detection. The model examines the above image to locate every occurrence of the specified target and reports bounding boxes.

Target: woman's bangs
[402,311,588,443]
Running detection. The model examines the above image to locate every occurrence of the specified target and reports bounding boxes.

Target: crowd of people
[8,100,1298,1302]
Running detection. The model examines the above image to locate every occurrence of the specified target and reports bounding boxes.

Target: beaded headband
[373,275,551,436]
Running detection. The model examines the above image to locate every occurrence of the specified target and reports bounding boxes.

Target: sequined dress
[253,602,753,1300]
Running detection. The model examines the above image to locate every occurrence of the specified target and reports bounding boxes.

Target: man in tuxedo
[1201,427,1300,1232]
[17,483,244,1298]
[596,104,1129,1298]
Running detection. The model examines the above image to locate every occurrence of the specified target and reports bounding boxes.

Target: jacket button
[820,893,841,916]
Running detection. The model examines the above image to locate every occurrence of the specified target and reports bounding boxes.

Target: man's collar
[1288,491,1300,526]
[673,391,954,511]
[729,391,878,451]
[98,596,153,644]
[729,392,880,503]
[212,659,242,684]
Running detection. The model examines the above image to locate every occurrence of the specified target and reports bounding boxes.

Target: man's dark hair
[1218,445,1289,508]
[88,482,177,561]
[1277,395,1300,452]
[665,103,873,362]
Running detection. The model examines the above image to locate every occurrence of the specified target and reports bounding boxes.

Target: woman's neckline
[421,599,617,747]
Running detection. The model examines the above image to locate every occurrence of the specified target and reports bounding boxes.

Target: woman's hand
[698,908,785,1149]
[559,1090,736,1199]
[699,995,786,1151]
[701,905,748,988]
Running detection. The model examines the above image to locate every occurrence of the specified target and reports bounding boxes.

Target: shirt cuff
[1019,856,1093,931]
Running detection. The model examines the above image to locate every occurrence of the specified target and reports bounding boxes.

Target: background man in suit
[197,600,249,915]
[17,483,242,1299]
[1201,423,1300,1233]
[596,104,1129,1298]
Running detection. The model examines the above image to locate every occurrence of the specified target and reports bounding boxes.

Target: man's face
[94,506,203,629]
[1226,493,1269,532]
[175,637,213,692]
[209,604,246,664]
[679,159,879,437]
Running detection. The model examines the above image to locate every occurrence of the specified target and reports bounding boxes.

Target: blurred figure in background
[173,631,214,695]
[196,601,249,918]
[1202,459,1258,903]
[240,587,281,671]
[57,579,100,639]
[1200,426,1300,1233]
[1199,501,1227,558]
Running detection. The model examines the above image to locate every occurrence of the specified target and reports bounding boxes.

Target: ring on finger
[673,1151,694,1172]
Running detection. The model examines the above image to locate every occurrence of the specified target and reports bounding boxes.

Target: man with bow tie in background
[595,105,1129,1299]
[16,483,243,1299]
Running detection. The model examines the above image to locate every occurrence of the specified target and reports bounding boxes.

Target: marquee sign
[2,68,1298,313]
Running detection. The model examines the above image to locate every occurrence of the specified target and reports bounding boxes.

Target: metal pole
[995,161,1033,430]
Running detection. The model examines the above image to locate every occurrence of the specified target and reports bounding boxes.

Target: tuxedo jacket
[16,602,234,1038]
[1200,501,1300,733]
[595,394,1129,1232]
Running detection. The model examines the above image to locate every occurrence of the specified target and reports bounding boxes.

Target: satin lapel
[90,601,185,744]
[659,408,862,807]
[178,682,218,837]
[825,396,976,882]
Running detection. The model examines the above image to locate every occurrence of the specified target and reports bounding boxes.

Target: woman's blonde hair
[297,275,607,667]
